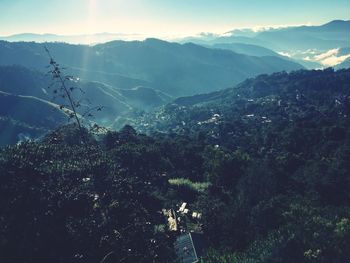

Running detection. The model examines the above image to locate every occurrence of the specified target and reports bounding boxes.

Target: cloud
[301,49,321,55]
[302,48,350,67]
[314,48,339,61]
[277,51,292,57]
[321,53,350,67]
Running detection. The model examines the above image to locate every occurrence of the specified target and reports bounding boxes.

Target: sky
[0,0,349,38]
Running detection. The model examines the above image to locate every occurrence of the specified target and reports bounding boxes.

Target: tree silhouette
[45,46,105,140]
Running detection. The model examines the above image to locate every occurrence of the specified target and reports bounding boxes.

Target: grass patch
[168,178,210,193]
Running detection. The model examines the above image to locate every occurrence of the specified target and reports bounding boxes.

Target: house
[178,202,187,213]
[174,233,207,263]
[191,212,202,219]
[163,209,178,231]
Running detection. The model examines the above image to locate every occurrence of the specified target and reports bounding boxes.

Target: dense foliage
[0,126,172,262]
[1,69,350,262]
[135,68,350,262]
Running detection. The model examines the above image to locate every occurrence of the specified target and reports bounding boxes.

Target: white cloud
[303,56,312,61]
[321,53,350,67]
[314,48,339,61]
[250,23,312,33]
[301,49,319,55]
[277,51,292,57]
[301,48,350,67]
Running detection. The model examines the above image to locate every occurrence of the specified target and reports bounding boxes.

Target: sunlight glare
[89,0,97,11]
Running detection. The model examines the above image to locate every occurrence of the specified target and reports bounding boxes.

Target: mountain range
[0,33,142,44]
[1,20,350,146]
[2,49,350,263]
[180,20,350,69]
[0,39,302,96]
[183,20,350,50]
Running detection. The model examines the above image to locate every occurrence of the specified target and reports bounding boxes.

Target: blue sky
[0,0,349,37]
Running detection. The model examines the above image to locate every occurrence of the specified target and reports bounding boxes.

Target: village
[163,202,207,263]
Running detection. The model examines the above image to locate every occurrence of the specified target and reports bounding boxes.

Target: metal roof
[174,233,207,263]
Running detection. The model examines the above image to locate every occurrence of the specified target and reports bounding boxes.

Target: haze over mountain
[210,43,280,57]
[0,38,302,98]
[0,64,176,145]
[2,19,349,70]
[0,33,143,45]
[0,37,304,145]
[180,20,350,69]
[256,20,350,50]
[2,19,350,147]
[183,20,350,49]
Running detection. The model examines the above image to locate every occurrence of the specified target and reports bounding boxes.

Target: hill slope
[0,65,175,145]
[0,91,67,146]
[134,68,350,148]
[211,43,280,57]
[0,39,303,97]
[1,68,350,263]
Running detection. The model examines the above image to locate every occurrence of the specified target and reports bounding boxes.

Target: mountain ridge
[0,39,303,97]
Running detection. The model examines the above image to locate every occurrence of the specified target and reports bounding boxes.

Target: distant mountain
[320,20,350,31]
[210,43,280,57]
[178,32,220,45]
[208,20,350,51]
[223,28,259,38]
[205,42,322,69]
[0,39,303,98]
[336,58,350,69]
[339,47,350,56]
[0,40,152,90]
[179,20,350,68]
[182,34,274,49]
[255,20,350,51]
[92,39,303,96]
[0,39,304,145]
[0,33,142,44]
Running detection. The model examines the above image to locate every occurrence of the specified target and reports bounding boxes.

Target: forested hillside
[133,69,350,262]
[0,39,304,146]
[1,69,350,262]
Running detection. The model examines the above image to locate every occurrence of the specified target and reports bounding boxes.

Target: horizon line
[1,19,348,39]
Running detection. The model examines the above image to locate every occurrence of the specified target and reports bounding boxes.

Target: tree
[45,47,104,144]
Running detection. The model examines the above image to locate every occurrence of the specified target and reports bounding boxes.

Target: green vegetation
[168,178,210,193]
[0,125,177,262]
[137,68,350,262]
[1,68,350,262]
